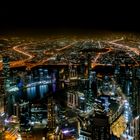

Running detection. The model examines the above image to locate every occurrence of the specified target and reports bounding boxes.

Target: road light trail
[109,37,124,43]
[108,38,140,65]
[0,43,35,70]
[56,41,77,51]
[91,42,113,68]
[98,41,101,49]
[27,41,78,69]
[92,53,101,64]
[126,52,139,65]
[109,40,140,56]
[13,43,34,61]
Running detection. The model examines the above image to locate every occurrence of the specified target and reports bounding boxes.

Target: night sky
[0,2,139,33]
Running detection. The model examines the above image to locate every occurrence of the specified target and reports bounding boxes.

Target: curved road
[0,37,139,70]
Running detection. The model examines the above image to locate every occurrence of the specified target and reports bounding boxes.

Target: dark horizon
[0,2,139,34]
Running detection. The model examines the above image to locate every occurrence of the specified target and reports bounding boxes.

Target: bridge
[26,80,52,88]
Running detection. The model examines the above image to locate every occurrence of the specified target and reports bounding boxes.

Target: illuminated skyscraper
[47,97,56,130]
[132,69,138,115]
[114,64,120,83]
[92,114,111,140]
[0,74,5,113]
[80,54,86,78]
[0,56,10,113]
[67,91,79,109]
[2,56,10,89]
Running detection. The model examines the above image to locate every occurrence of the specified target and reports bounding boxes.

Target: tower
[47,97,56,130]
[87,53,91,77]
[0,72,5,113]
[2,56,10,89]
[1,56,10,113]
[80,54,86,78]
[0,53,5,112]
[114,64,120,83]
[92,114,111,140]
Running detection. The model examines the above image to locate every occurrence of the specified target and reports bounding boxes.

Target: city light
[0,33,140,139]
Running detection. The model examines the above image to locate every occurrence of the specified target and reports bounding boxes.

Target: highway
[13,43,34,60]
[0,37,139,71]
[109,38,140,56]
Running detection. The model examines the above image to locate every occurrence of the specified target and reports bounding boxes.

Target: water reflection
[26,69,57,100]
[27,86,36,100]
[39,84,48,99]
[26,83,57,100]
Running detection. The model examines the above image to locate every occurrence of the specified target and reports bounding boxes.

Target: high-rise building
[114,64,120,83]
[90,71,98,96]
[131,68,139,116]
[133,67,140,138]
[120,67,140,140]
[80,54,86,78]
[0,74,5,113]
[78,113,111,140]
[2,56,10,75]
[1,56,10,113]
[87,53,91,76]
[67,91,77,108]
[78,115,93,140]
[2,56,10,89]
[69,64,77,79]
[47,97,56,130]
[135,67,140,115]
[92,114,111,140]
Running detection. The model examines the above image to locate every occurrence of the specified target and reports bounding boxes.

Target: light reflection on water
[26,83,56,100]
[27,86,36,100]
[26,69,57,100]
[27,84,49,100]
[39,85,47,99]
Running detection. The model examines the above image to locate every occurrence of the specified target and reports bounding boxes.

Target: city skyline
[0,3,140,139]
[0,33,140,139]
